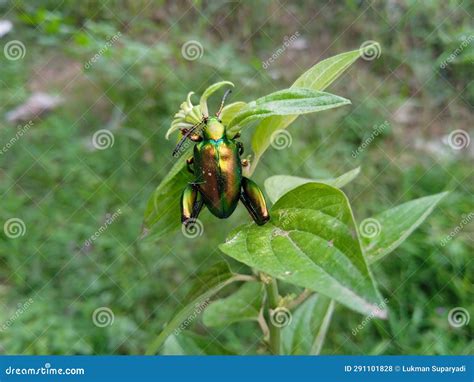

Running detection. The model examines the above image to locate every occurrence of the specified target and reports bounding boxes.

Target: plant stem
[266,278,281,355]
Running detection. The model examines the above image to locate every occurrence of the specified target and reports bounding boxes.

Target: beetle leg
[186,157,194,174]
[180,128,202,142]
[189,134,203,142]
[237,141,244,156]
[181,184,204,224]
[240,177,270,226]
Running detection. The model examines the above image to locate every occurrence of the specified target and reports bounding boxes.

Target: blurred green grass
[0,0,472,354]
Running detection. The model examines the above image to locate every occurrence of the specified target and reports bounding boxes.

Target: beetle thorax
[203,117,226,140]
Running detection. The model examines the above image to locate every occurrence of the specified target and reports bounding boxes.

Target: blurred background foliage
[0,0,472,355]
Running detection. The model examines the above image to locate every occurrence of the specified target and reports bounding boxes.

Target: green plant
[142,43,448,355]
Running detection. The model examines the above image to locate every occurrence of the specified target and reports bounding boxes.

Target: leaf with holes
[219,183,387,318]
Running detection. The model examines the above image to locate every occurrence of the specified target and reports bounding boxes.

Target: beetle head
[202,116,225,140]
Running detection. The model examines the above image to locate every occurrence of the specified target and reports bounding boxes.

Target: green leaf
[299,191,448,355]
[249,45,378,174]
[361,192,449,263]
[219,183,387,318]
[227,88,350,135]
[145,261,246,354]
[264,167,361,204]
[142,152,190,238]
[202,281,264,327]
[221,101,247,127]
[162,332,236,355]
[200,81,234,116]
[281,295,335,355]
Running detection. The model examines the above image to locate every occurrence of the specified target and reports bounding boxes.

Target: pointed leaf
[281,295,335,355]
[227,88,350,135]
[219,183,387,318]
[265,167,360,204]
[249,44,379,174]
[145,261,244,354]
[202,282,264,327]
[220,101,247,127]
[142,152,191,238]
[200,81,234,116]
[361,192,449,263]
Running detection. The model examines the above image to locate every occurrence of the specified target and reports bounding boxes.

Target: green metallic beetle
[173,90,270,226]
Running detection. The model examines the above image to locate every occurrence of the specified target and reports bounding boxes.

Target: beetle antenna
[172,121,203,157]
[216,89,232,117]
